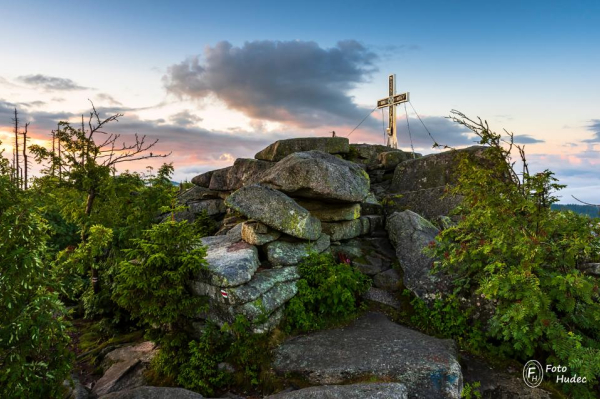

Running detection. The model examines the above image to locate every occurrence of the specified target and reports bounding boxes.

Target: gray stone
[363,287,401,309]
[391,146,487,193]
[581,263,600,277]
[191,170,213,188]
[360,216,370,235]
[373,268,402,292]
[461,354,552,399]
[266,383,408,398]
[225,158,275,191]
[266,234,331,267]
[361,193,384,216]
[382,187,463,221]
[348,144,401,167]
[353,256,390,276]
[241,221,281,245]
[192,267,300,306]
[363,215,384,232]
[273,312,462,399]
[188,199,227,216]
[100,342,156,372]
[235,280,298,320]
[321,219,362,241]
[92,358,145,397]
[177,185,221,203]
[63,376,89,399]
[378,151,419,170]
[260,151,370,202]
[225,184,321,240]
[98,386,204,399]
[296,200,361,222]
[255,137,349,162]
[386,210,451,301]
[208,166,233,191]
[197,234,260,287]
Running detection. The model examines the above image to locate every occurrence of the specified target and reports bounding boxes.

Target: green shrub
[113,219,208,337]
[284,252,371,332]
[431,111,600,397]
[0,154,72,398]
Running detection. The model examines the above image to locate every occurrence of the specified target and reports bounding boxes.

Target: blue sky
[1,0,599,203]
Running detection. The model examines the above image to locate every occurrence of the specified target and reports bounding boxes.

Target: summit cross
[376,74,409,149]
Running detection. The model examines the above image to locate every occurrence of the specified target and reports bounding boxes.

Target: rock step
[273,312,462,399]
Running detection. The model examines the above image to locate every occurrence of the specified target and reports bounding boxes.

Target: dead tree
[12,108,19,184]
[22,122,30,189]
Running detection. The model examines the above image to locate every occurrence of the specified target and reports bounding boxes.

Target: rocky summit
[156,136,530,398]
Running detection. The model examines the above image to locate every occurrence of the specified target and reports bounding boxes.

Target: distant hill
[552,203,600,218]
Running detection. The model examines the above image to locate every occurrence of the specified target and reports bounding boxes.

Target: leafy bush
[431,112,600,397]
[113,218,208,337]
[0,153,72,398]
[284,252,371,332]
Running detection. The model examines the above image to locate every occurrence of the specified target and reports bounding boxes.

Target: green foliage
[430,111,600,397]
[552,203,600,219]
[0,148,72,398]
[284,252,371,332]
[113,219,208,336]
[405,290,486,351]
[461,381,482,399]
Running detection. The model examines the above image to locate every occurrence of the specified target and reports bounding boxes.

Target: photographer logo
[523,360,543,388]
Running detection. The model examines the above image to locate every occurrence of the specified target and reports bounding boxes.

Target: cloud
[512,134,544,144]
[163,40,378,128]
[583,119,600,143]
[169,110,203,127]
[95,93,122,106]
[16,74,90,91]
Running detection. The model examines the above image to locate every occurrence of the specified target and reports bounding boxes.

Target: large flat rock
[296,200,361,222]
[198,234,260,287]
[98,386,204,399]
[260,151,370,203]
[225,158,275,191]
[225,184,321,240]
[256,137,349,162]
[266,383,408,398]
[273,312,462,399]
[391,146,486,193]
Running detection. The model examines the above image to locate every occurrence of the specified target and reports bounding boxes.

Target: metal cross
[376,74,409,149]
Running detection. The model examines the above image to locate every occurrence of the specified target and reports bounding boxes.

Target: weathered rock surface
[391,146,486,192]
[378,150,418,170]
[178,185,221,202]
[255,137,349,162]
[266,234,331,266]
[321,219,362,241]
[296,200,361,222]
[361,193,384,216]
[273,312,462,398]
[348,144,404,168]
[241,221,281,245]
[225,158,275,191]
[266,383,408,398]
[63,376,89,399]
[260,151,370,202]
[98,386,205,399]
[226,184,321,240]
[198,233,260,287]
[363,287,401,309]
[208,167,233,191]
[461,354,552,399]
[192,267,300,306]
[191,170,213,188]
[100,342,156,371]
[92,358,145,397]
[387,210,451,300]
[373,268,402,292]
[382,187,462,221]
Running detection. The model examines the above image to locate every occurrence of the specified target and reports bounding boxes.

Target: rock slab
[260,151,370,202]
[98,386,205,399]
[273,312,462,399]
[266,383,408,398]
[225,184,322,240]
[199,234,260,287]
[255,137,349,162]
[386,210,450,300]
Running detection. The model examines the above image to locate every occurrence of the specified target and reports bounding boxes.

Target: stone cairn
[173,136,484,334]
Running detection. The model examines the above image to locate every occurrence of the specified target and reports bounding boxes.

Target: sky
[1,0,599,203]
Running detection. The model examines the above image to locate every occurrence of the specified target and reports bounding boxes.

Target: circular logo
[523,360,544,388]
